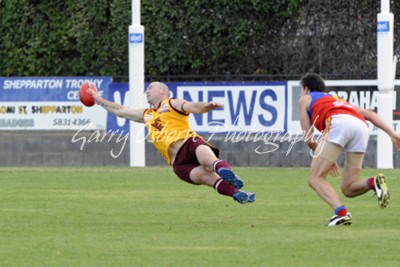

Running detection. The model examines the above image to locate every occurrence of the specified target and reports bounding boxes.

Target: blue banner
[0,76,112,102]
[0,76,112,130]
[106,81,288,134]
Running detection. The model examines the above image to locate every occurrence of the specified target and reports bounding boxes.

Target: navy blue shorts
[172,136,219,184]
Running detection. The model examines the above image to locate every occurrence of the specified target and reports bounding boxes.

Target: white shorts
[323,114,369,153]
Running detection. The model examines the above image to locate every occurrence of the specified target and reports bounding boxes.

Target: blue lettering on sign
[129,33,144,44]
[258,89,278,126]
[228,91,257,125]
[208,91,225,125]
[107,83,130,132]
[180,86,281,130]
[377,21,390,32]
[0,77,112,102]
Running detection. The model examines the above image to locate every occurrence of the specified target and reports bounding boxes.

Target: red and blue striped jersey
[308,92,365,131]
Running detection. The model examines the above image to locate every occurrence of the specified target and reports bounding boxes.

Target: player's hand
[204,101,223,111]
[183,100,224,114]
[87,83,99,96]
[329,162,340,177]
[391,133,400,150]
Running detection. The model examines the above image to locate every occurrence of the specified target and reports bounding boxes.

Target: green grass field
[0,166,399,267]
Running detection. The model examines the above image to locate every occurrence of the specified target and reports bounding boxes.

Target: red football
[79,82,98,107]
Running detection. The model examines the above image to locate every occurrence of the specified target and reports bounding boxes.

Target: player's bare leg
[308,155,352,226]
[308,156,343,209]
[195,145,244,189]
[190,166,254,204]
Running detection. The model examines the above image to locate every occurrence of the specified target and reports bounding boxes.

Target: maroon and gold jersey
[308,92,365,132]
[143,98,198,164]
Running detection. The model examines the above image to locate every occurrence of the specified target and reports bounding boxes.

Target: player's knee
[199,158,217,172]
[341,187,356,198]
[307,177,317,189]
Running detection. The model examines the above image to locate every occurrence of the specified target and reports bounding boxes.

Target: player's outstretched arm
[171,98,223,114]
[89,88,145,123]
[356,106,400,149]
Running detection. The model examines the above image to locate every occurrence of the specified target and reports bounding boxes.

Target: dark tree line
[0,0,399,80]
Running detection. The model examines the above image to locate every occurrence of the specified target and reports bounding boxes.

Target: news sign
[169,82,288,134]
[0,77,112,130]
[106,82,288,134]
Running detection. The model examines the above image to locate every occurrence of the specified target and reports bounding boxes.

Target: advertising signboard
[107,82,288,135]
[0,77,112,130]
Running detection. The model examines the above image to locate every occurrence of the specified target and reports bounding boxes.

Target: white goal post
[129,0,146,167]
[377,0,395,169]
